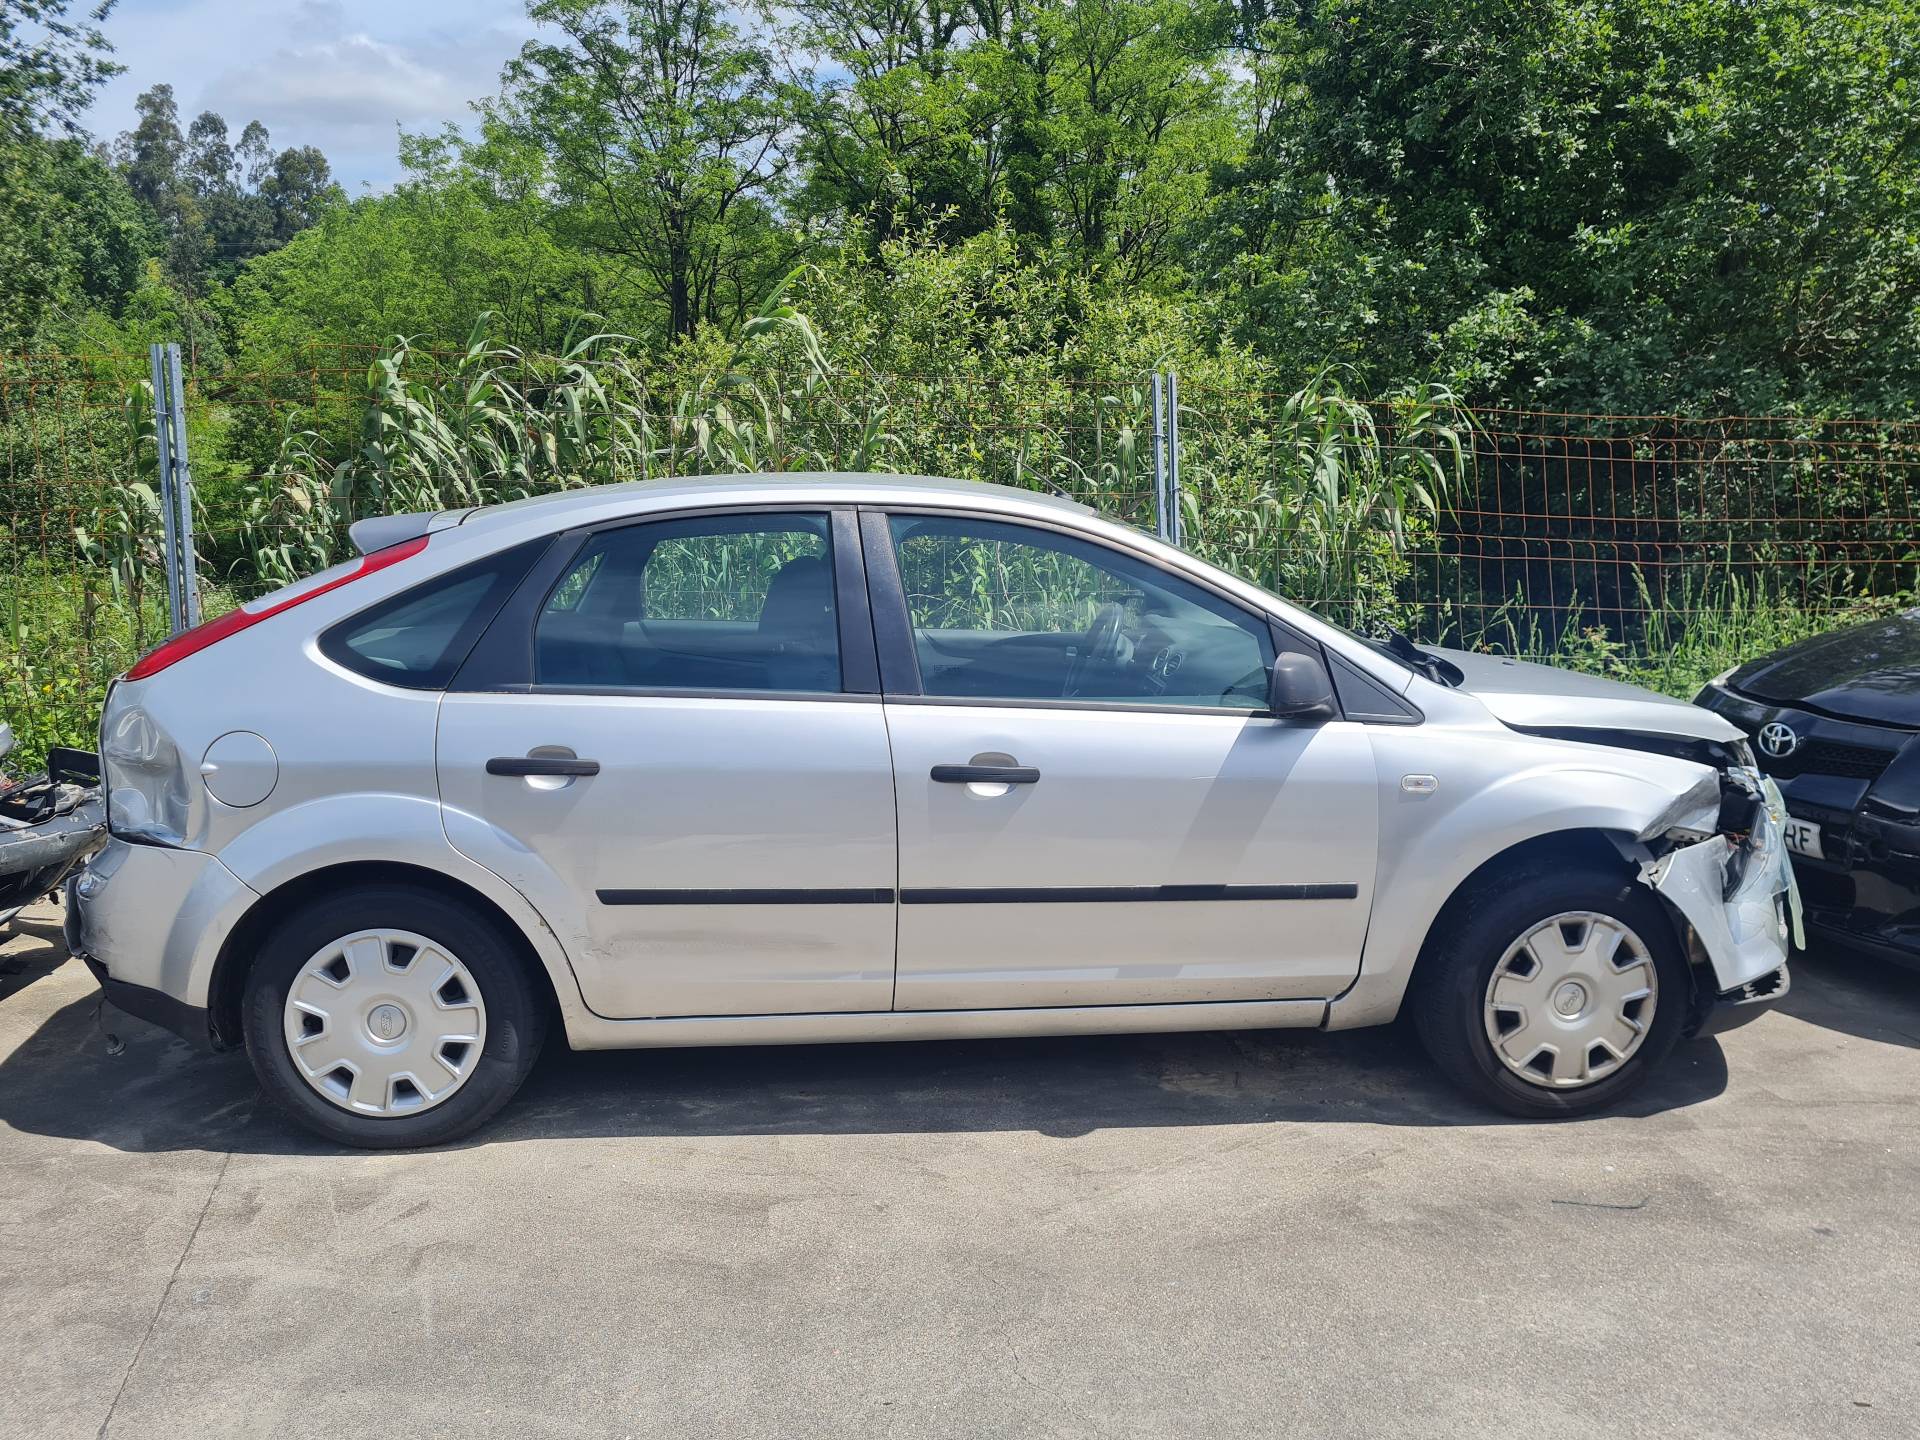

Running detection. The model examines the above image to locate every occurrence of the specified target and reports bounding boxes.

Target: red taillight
[125,536,429,681]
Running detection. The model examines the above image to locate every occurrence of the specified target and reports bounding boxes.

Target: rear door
[436,508,899,1018]
[869,509,1379,1010]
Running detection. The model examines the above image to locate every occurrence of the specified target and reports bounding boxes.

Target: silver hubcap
[282,928,487,1117]
[1483,911,1657,1089]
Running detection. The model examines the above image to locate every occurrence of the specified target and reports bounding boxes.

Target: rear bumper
[64,837,257,1047]
[74,943,215,1049]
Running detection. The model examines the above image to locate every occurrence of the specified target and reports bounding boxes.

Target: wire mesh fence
[1,342,1915,762]
[1412,410,1920,651]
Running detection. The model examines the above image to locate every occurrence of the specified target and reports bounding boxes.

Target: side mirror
[1267,653,1335,721]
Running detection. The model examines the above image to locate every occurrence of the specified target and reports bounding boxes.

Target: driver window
[887,515,1275,709]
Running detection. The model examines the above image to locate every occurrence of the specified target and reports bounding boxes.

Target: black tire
[1410,861,1689,1118]
[242,884,547,1148]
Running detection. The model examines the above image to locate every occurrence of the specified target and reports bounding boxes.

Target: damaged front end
[1510,718,1800,1030]
[1635,763,1799,1034]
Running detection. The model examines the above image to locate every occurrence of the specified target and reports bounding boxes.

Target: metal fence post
[148,343,200,635]
[1166,368,1182,547]
[148,344,184,635]
[164,344,201,627]
[1150,371,1168,540]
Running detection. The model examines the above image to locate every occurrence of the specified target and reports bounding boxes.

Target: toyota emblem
[1758,721,1799,759]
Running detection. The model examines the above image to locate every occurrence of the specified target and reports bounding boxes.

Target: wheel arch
[1406,828,1692,983]
[1329,823,1707,1031]
[208,860,568,1049]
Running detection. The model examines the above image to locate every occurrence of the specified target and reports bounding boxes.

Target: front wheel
[242,884,547,1148]
[1412,864,1690,1118]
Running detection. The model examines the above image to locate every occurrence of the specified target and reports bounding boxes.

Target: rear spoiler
[347,508,476,555]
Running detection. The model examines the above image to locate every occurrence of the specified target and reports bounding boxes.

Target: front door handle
[931,763,1040,785]
[487,756,601,777]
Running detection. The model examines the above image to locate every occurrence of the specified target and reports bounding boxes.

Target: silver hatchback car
[69,475,1796,1147]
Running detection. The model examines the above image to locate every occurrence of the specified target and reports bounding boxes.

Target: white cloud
[208,32,461,134]
[83,0,535,190]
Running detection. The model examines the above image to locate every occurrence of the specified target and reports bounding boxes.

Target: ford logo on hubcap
[367,1003,407,1041]
[1758,721,1799,759]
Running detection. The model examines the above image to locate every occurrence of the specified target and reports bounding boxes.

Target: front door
[437,509,898,1019]
[869,510,1379,1010]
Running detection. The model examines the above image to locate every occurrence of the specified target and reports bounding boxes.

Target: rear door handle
[487,756,601,777]
[931,764,1040,785]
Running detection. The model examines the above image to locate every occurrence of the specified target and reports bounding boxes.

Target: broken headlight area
[1524,722,1784,907]
[1635,772,1725,845]
[1637,768,1804,993]
[1634,765,1773,892]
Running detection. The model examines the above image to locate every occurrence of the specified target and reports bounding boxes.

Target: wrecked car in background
[1698,607,1920,968]
[0,724,103,932]
[67,474,1796,1147]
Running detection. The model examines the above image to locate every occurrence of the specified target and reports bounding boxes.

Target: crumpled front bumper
[1640,775,1798,1025]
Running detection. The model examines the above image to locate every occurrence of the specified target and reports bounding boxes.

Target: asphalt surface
[2,900,1916,1439]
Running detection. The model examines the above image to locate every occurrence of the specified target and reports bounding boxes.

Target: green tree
[0,0,119,142]
[261,144,338,244]
[113,84,211,302]
[0,133,150,340]
[1207,0,1920,415]
[1028,0,1239,280]
[781,0,1021,242]
[111,85,343,344]
[116,81,183,211]
[222,128,615,376]
[0,0,129,340]
[491,0,799,342]
[783,0,1240,280]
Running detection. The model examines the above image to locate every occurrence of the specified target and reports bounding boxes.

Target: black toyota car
[1696,609,1920,967]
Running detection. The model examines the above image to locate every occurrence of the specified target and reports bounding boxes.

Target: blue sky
[82,0,539,191]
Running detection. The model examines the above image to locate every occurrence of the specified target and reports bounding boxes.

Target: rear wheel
[242,885,546,1148]
[1412,863,1689,1117]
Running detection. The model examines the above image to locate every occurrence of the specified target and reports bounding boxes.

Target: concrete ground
[1,902,1915,1440]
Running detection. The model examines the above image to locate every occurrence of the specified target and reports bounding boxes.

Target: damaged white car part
[1640,766,1800,1002]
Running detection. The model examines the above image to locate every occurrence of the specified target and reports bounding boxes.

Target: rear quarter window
[319,539,547,689]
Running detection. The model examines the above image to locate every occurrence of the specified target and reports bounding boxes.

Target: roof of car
[455,472,1097,531]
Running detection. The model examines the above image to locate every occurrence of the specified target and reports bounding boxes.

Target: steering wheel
[1063,603,1128,697]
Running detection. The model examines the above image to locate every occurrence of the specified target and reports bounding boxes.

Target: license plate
[1781,816,1824,861]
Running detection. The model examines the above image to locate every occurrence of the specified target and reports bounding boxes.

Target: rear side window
[320,539,547,689]
[533,513,840,693]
